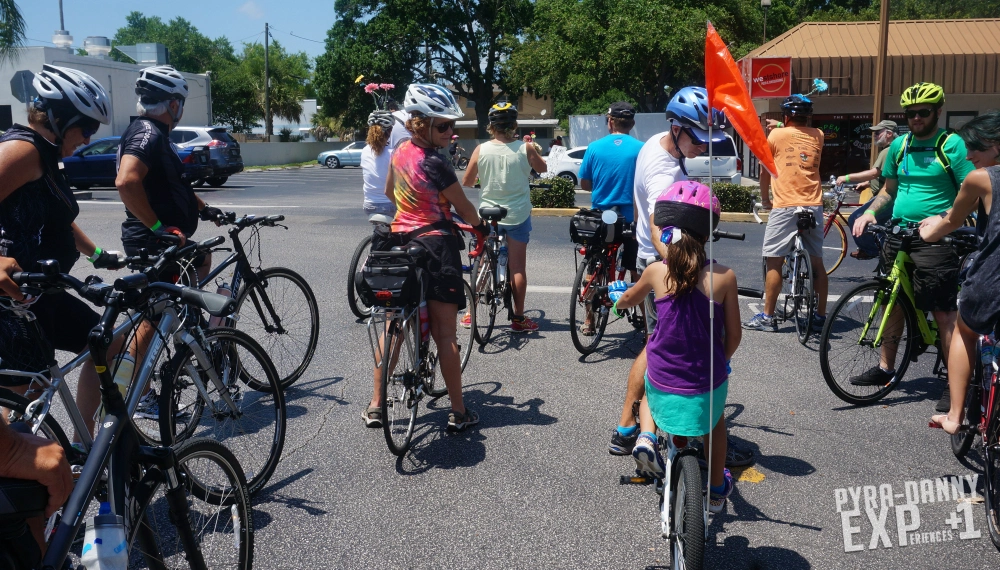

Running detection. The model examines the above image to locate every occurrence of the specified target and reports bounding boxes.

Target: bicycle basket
[356,254,420,309]
[569,209,625,245]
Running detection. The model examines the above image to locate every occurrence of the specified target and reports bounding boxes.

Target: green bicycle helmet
[900,82,945,107]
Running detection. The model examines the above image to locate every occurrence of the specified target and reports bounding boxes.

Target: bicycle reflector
[375,290,393,301]
[673,435,689,449]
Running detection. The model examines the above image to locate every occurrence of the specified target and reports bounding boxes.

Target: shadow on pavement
[703,535,811,569]
[255,468,329,518]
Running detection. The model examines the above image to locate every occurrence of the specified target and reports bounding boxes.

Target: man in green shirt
[851,82,975,386]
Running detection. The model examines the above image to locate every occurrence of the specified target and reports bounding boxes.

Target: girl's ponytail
[663,230,707,297]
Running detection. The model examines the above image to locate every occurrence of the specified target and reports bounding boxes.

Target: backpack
[894,130,959,190]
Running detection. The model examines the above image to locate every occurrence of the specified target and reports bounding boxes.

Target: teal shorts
[645,375,728,437]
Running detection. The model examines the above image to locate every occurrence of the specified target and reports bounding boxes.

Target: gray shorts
[762,205,824,258]
[637,256,658,333]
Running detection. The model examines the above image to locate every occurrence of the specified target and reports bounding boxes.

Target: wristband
[150,220,163,232]
[87,247,103,264]
[777,121,784,128]
[865,210,877,217]
[845,174,850,183]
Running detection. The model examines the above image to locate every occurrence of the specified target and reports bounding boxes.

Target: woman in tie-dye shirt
[365,83,487,433]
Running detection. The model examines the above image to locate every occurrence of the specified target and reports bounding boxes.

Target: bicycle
[348,212,393,320]
[820,180,863,275]
[0,268,253,569]
[360,240,481,456]
[818,224,979,405]
[468,206,532,345]
[753,203,818,344]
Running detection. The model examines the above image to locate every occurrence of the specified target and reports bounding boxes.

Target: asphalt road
[65,165,999,569]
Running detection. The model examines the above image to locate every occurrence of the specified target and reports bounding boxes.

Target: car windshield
[210,130,236,143]
[698,138,737,157]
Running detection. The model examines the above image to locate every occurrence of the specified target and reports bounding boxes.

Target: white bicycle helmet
[135,65,189,102]
[368,110,395,129]
[403,83,463,120]
[31,64,111,138]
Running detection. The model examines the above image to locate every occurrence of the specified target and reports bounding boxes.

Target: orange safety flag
[705,22,778,178]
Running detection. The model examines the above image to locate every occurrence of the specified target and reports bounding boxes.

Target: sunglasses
[682,127,709,146]
[434,121,456,134]
[81,127,99,139]
[905,109,934,119]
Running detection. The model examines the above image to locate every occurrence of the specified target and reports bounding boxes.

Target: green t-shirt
[882,128,975,223]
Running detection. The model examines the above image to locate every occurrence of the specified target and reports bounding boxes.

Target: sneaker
[850,250,876,260]
[609,429,638,455]
[133,390,159,420]
[709,468,734,514]
[460,312,472,328]
[848,365,894,386]
[810,314,826,333]
[511,316,539,333]
[448,407,480,431]
[935,386,951,413]
[695,436,756,468]
[631,433,665,479]
[742,312,778,332]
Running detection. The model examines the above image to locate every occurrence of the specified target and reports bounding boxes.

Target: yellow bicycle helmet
[900,82,945,107]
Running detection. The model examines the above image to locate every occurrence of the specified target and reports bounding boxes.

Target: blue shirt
[578,134,644,222]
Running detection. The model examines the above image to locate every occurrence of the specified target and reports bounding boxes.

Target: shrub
[278,127,293,142]
[711,183,758,213]
[531,176,576,208]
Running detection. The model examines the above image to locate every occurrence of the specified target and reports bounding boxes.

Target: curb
[73,191,92,201]
[530,208,769,222]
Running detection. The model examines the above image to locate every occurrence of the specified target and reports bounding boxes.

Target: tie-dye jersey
[391,141,459,235]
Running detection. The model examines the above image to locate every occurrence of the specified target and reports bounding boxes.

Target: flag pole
[706,27,716,507]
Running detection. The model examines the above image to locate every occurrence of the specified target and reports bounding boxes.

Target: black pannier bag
[569,208,625,245]
[355,253,421,308]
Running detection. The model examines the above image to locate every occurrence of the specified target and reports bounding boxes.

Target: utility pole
[425,41,432,81]
[264,22,271,140]
[871,0,890,167]
[59,0,65,30]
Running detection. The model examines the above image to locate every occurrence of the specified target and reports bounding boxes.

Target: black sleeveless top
[962,166,1000,297]
[0,125,80,272]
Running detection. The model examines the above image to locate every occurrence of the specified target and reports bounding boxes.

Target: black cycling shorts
[620,234,638,272]
[0,290,100,386]
[882,236,960,313]
[122,221,206,284]
[410,234,467,309]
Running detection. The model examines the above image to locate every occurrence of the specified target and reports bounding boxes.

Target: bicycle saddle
[479,206,508,222]
[368,213,393,225]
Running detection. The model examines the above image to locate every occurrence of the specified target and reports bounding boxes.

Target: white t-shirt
[388,110,411,151]
[361,144,393,206]
[633,131,687,261]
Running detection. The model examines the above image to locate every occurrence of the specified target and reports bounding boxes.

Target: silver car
[684,134,742,185]
[318,142,364,168]
[170,126,244,187]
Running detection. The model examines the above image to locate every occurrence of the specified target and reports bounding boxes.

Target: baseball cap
[870,120,898,132]
[608,101,636,119]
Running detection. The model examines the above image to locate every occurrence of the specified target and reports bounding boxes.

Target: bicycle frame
[865,251,938,348]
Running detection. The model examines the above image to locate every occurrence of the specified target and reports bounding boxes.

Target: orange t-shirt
[768,126,824,208]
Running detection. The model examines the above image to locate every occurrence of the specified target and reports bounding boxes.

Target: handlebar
[713,230,745,241]
[867,223,980,250]
[753,202,764,224]
[454,222,486,258]
[211,212,286,229]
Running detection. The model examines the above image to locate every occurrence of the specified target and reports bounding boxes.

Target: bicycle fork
[173,328,242,416]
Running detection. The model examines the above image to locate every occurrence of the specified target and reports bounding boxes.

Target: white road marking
[78,201,301,208]
[526,285,573,293]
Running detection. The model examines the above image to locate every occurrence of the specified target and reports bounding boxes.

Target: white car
[684,134,742,185]
[544,146,587,186]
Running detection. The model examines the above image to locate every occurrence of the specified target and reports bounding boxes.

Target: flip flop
[929,414,961,434]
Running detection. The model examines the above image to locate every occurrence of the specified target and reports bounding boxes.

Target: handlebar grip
[738,287,764,298]
[114,273,149,292]
[713,230,745,241]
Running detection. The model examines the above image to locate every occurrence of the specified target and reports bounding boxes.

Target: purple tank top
[646,284,728,396]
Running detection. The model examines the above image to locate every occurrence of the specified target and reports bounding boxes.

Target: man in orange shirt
[744,95,829,332]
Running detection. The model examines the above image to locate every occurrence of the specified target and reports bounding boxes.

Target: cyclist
[461,102,547,332]
[839,120,899,260]
[115,65,223,418]
[386,97,411,151]
[577,101,643,336]
[919,111,1000,433]
[743,94,829,333]
[0,65,124,439]
[852,82,975,387]
[361,110,396,218]
[609,181,740,512]
[448,134,464,167]
[366,83,487,430]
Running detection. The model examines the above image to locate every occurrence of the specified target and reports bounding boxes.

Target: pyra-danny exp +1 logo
[833,474,982,552]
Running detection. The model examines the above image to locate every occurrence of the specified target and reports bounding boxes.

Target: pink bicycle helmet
[654,181,720,240]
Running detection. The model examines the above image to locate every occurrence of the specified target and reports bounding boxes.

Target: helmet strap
[167,99,184,126]
[669,127,689,176]
[45,109,65,145]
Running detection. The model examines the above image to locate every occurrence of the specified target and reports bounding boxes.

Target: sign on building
[749,57,792,98]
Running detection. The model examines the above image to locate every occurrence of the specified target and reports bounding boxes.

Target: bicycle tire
[158,328,286,496]
[457,157,469,170]
[793,251,814,345]
[822,214,848,275]
[819,280,916,405]
[348,234,374,320]
[984,406,1000,550]
[471,251,497,345]
[669,454,705,570]
[235,267,319,389]
[427,281,475,399]
[0,389,74,460]
[570,255,609,356]
[128,438,253,569]
[381,315,419,456]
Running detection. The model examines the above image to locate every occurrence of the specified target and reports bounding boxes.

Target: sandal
[447,407,480,432]
[579,322,596,337]
[362,406,382,428]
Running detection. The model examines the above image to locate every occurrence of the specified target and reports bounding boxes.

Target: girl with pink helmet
[608,180,741,514]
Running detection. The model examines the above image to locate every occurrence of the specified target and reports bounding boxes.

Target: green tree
[237,41,312,127]
[0,0,25,65]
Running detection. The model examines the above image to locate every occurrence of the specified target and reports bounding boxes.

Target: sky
[21,0,335,60]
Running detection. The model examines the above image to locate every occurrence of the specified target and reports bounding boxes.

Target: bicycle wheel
[819,281,916,405]
[381,314,420,456]
[792,251,814,345]
[471,251,497,345]
[569,255,610,356]
[822,214,848,275]
[348,234,374,320]
[985,410,1000,549]
[235,267,319,389]
[129,438,253,569]
[158,328,286,496]
[669,454,705,570]
[426,281,474,398]
[457,156,469,170]
[0,389,74,459]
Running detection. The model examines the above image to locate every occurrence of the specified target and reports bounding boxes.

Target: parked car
[544,146,587,186]
[684,134,742,185]
[318,142,364,168]
[62,136,212,189]
[170,126,244,187]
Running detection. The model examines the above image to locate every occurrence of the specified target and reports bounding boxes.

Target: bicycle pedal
[619,474,655,485]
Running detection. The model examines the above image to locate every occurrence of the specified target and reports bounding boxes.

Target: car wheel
[192,179,206,188]
[74,183,91,190]
[559,172,578,186]
[206,177,229,188]
[325,157,340,169]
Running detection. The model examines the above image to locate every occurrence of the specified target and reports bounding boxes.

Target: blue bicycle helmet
[665,86,728,143]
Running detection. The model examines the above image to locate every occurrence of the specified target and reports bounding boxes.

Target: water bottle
[418,301,430,343]
[208,282,233,328]
[983,334,999,365]
[98,354,135,422]
[80,502,128,570]
[497,245,508,282]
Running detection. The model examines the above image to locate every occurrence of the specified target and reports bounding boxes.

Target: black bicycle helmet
[780,94,813,117]
[488,102,518,126]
